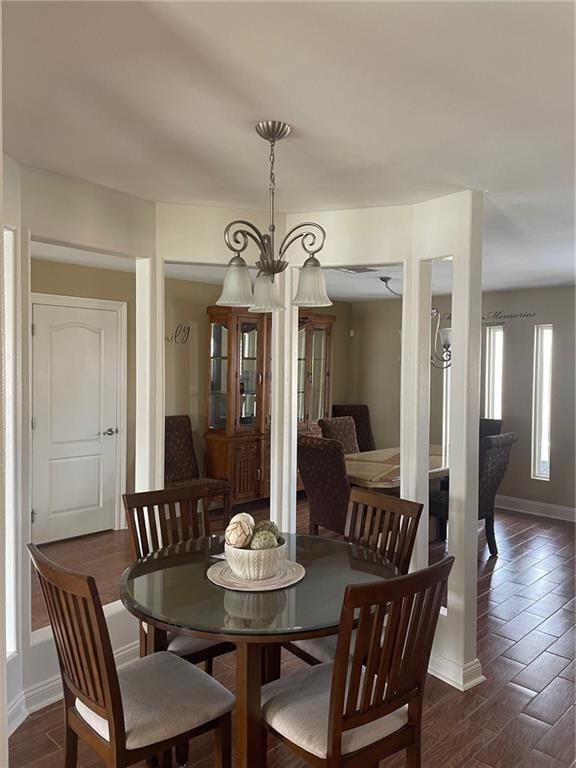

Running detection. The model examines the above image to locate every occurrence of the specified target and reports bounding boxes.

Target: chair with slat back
[262,557,454,768]
[122,486,235,673]
[28,544,234,768]
[286,488,423,666]
[345,488,423,575]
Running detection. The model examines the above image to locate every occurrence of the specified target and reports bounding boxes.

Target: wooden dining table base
[236,642,281,768]
[144,623,281,768]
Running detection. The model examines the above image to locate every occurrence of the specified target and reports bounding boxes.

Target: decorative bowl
[224,537,287,581]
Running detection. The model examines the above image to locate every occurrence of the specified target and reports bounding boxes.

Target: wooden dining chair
[122,486,235,672]
[262,557,454,768]
[28,544,234,768]
[286,488,423,665]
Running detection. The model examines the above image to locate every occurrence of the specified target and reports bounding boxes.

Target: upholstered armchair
[332,404,376,452]
[164,415,231,523]
[318,416,360,455]
[297,434,351,535]
[430,431,518,556]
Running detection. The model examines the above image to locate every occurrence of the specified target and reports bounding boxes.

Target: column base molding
[428,653,486,691]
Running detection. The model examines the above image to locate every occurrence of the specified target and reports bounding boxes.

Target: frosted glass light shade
[216,255,254,307]
[292,256,332,307]
[248,273,284,312]
[439,327,452,349]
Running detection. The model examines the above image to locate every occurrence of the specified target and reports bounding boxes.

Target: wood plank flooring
[15,504,575,768]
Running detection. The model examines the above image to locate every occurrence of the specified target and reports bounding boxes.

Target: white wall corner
[428,652,486,691]
[269,268,298,533]
[135,251,165,491]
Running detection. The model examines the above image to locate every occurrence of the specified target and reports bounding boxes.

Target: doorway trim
[30,292,128,531]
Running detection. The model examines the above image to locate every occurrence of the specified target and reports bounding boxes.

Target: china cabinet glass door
[238,319,259,429]
[297,325,307,424]
[209,321,228,430]
[310,327,328,422]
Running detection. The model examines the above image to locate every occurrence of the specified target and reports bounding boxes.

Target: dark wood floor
[17,504,575,768]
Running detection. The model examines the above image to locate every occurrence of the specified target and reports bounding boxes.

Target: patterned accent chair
[318,416,360,455]
[332,404,376,452]
[297,434,351,535]
[480,417,503,443]
[430,432,518,556]
[164,415,231,523]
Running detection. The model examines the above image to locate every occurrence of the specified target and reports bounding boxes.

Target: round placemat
[206,559,305,592]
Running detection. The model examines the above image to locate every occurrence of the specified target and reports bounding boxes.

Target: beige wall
[164,278,221,471]
[482,286,575,508]
[30,260,225,488]
[337,285,575,509]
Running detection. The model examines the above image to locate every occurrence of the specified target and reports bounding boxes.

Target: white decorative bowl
[224,538,287,581]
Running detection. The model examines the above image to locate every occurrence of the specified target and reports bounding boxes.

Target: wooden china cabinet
[205,306,335,506]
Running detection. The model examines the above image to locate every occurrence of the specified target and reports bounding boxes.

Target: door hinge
[31,416,36,430]
[31,323,36,336]
[31,509,37,524]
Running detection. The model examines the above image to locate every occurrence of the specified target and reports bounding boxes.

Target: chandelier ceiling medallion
[216,120,332,312]
[380,276,452,369]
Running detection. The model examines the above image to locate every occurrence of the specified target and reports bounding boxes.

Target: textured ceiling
[6,2,575,290]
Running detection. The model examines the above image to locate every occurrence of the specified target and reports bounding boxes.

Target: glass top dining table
[120,533,398,768]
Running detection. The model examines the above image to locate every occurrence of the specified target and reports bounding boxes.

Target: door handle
[100,427,118,436]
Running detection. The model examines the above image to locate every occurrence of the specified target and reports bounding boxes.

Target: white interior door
[32,300,122,544]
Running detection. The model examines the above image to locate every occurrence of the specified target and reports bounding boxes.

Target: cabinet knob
[256,468,262,481]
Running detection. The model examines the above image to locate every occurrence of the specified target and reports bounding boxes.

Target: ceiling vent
[332,266,378,275]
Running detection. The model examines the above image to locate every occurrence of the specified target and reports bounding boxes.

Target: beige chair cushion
[292,618,387,664]
[143,624,225,657]
[75,652,234,750]
[292,635,338,664]
[261,661,408,759]
[167,631,224,657]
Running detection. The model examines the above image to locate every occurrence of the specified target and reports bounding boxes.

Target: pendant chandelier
[380,276,452,369]
[216,120,332,312]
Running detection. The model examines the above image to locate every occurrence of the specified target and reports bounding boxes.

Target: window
[531,324,553,481]
[484,325,504,420]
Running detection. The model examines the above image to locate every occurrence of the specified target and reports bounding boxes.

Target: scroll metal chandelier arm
[224,219,267,259]
[279,222,327,260]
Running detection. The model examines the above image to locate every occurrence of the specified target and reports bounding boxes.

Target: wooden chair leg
[175,740,189,767]
[139,622,148,658]
[159,749,173,768]
[406,724,422,768]
[205,656,214,676]
[214,712,232,768]
[64,726,78,768]
[485,516,498,556]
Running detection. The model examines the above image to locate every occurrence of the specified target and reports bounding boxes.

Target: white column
[429,190,485,690]
[400,258,432,570]
[269,268,298,533]
[135,253,165,491]
[0,124,8,763]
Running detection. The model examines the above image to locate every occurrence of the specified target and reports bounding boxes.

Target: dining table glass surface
[120,533,398,638]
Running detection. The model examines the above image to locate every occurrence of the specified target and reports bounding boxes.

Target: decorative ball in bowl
[224,514,286,580]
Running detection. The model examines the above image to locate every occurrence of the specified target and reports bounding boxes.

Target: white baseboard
[496,495,575,523]
[9,640,140,734]
[428,653,486,691]
[7,691,27,736]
